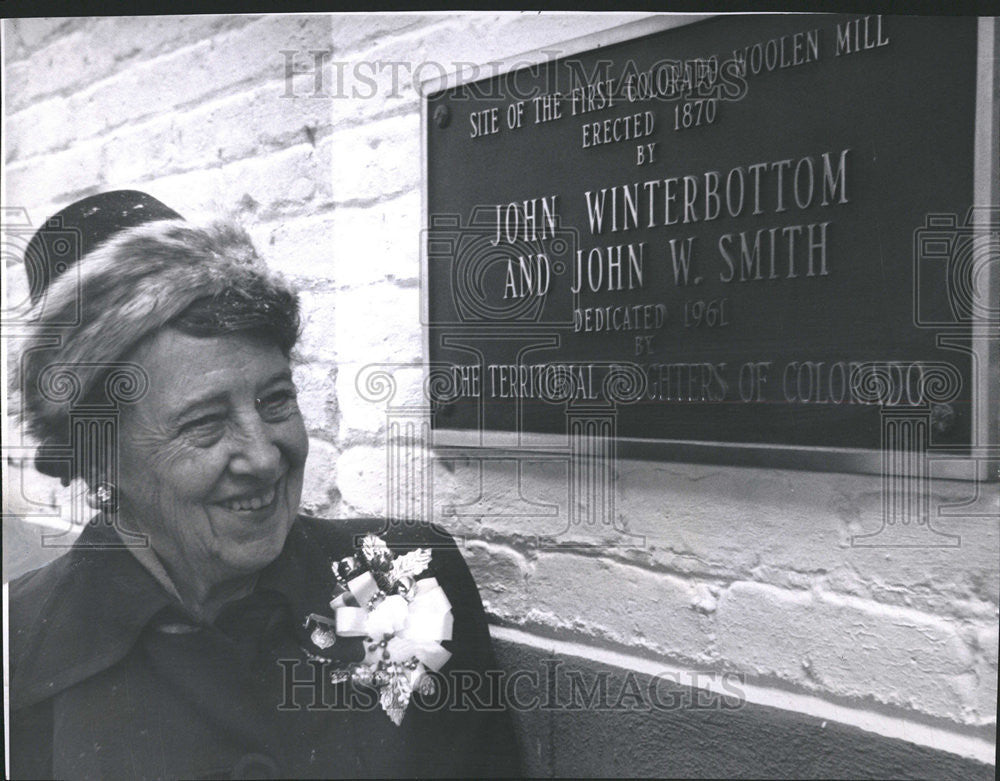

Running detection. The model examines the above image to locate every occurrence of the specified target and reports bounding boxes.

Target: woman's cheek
[156,442,227,497]
[281,414,309,464]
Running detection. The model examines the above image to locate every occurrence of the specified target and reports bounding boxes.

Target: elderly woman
[8,191,519,779]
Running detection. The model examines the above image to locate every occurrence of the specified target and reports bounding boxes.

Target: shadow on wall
[493,640,994,780]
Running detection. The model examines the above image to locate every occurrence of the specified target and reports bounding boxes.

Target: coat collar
[8,516,361,711]
[9,520,172,710]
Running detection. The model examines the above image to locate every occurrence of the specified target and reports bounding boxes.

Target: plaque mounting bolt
[433,104,451,128]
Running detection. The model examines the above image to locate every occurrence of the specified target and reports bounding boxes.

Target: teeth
[223,487,276,511]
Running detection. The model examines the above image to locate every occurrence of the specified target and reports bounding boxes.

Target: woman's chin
[219,532,288,575]
[209,503,297,573]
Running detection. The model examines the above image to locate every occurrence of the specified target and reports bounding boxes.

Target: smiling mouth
[219,485,278,512]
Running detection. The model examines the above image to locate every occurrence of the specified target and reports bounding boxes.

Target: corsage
[302,534,453,725]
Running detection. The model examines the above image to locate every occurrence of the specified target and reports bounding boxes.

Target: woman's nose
[228,418,283,480]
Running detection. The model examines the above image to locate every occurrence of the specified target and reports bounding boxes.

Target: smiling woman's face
[117,328,308,595]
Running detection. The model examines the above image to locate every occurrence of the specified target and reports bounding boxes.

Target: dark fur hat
[17,192,299,483]
[23,190,183,304]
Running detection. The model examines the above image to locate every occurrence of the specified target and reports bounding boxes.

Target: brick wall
[3,12,997,766]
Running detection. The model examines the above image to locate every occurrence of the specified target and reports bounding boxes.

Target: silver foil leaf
[390,548,432,584]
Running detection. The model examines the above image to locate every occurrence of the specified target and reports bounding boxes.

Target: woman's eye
[180,415,226,443]
[257,389,298,420]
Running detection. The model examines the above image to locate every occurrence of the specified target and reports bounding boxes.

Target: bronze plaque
[425,14,978,451]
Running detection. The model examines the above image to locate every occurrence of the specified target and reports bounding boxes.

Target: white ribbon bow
[332,574,453,674]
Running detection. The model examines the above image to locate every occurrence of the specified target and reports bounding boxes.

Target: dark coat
[8,516,521,779]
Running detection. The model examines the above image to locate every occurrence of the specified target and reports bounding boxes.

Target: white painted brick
[277,17,439,122]
[353,13,654,99]
[716,581,978,723]
[336,439,436,521]
[300,436,340,517]
[295,287,340,363]
[332,15,438,55]
[460,540,532,614]
[4,18,83,56]
[335,444,388,517]
[250,212,338,280]
[4,94,71,164]
[257,191,420,287]
[327,113,421,204]
[336,362,427,440]
[16,30,117,105]
[278,18,442,117]
[4,60,35,118]
[431,455,671,551]
[93,16,256,71]
[332,282,421,364]
[4,136,104,210]
[141,141,330,219]
[330,193,421,286]
[7,16,334,160]
[99,79,333,186]
[292,361,338,433]
[522,553,716,665]
[325,193,421,287]
[971,622,998,725]
[432,457,574,544]
[334,361,390,437]
[613,460,1000,620]
[330,78,420,131]
[5,18,258,115]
